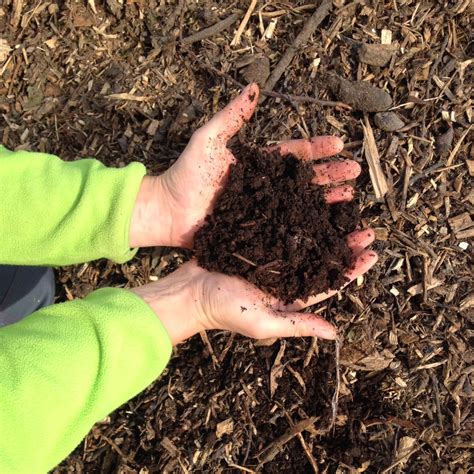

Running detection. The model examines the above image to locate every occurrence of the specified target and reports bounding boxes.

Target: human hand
[129,83,362,248]
[131,230,377,346]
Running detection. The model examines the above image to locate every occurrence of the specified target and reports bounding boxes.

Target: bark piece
[358,43,396,67]
[327,74,392,112]
[374,112,404,131]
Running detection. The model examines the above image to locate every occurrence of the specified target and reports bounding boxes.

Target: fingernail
[243,83,258,100]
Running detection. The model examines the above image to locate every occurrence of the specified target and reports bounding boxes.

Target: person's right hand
[131,230,377,346]
[129,84,361,249]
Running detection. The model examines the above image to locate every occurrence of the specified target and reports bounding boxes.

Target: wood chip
[362,116,389,199]
[460,293,474,310]
[270,340,286,397]
[107,93,151,101]
[382,437,417,473]
[341,350,395,371]
[0,39,11,63]
[407,278,443,296]
[448,212,473,233]
[11,0,24,28]
[466,159,474,176]
[216,418,234,438]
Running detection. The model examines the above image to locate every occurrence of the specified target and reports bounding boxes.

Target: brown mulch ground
[1,1,473,473]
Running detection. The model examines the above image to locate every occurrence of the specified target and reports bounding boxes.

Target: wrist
[129,175,173,248]
[130,269,206,346]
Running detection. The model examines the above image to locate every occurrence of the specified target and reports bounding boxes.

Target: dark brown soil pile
[194,146,360,303]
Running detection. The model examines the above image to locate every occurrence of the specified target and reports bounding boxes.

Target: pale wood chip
[270,340,286,397]
[107,93,151,101]
[407,278,443,296]
[216,418,234,439]
[362,116,389,199]
[0,38,11,63]
[466,159,474,176]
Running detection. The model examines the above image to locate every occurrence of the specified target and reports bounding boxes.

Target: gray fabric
[0,265,55,327]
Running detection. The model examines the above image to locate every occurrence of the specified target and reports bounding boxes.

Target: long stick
[262,0,332,97]
[182,46,350,109]
[181,12,241,45]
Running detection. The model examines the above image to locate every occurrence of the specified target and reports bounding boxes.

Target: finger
[286,249,378,311]
[265,136,344,161]
[202,83,259,142]
[325,185,354,203]
[313,160,361,185]
[260,309,337,340]
[346,228,375,255]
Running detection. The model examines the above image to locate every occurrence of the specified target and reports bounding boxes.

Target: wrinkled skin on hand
[131,84,378,344]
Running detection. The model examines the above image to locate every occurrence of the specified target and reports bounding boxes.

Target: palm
[159,83,363,248]
[159,133,236,248]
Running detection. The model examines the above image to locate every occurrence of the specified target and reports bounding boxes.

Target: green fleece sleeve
[0,288,172,474]
[0,145,146,265]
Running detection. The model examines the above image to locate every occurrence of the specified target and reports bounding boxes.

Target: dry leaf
[342,349,395,371]
[394,436,417,468]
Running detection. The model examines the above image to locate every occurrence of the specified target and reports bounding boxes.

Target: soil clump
[194,146,359,303]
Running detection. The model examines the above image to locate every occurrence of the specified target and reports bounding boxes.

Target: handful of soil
[194,146,360,304]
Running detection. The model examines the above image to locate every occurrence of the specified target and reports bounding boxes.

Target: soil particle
[327,74,393,112]
[194,146,359,304]
[374,111,405,131]
[358,43,396,67]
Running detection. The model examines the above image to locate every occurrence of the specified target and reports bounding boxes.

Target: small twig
[227,463,255,474]
[231,0,257,46]
[430,372,444,430]
[183,46,350,109]
[296,432,318,473]
[257,416,319,466]
[446,124,472,167]
[181,12,241,45]
[330,337,341,433]
[262,0,332,99]
[381,446,421,474]
[97,433,131,463]
[199,331,220,367]
[232,252,257,267]
[362,115,389,199]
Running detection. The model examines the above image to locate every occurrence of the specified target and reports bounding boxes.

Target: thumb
[257,308,337,340]
[202,83,259,142]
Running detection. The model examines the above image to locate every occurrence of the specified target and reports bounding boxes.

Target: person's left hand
[129,83,361,248]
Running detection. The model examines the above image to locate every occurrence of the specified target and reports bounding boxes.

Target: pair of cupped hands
[129,84,377,345]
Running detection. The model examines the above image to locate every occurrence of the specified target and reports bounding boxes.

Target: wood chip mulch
[1,1,472,472]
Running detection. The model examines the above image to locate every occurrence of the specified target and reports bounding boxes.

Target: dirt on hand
[194,146,359,304]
